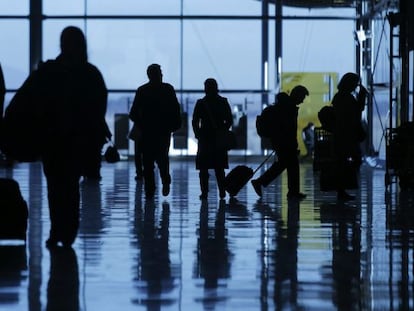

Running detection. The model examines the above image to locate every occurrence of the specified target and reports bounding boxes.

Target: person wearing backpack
[251,85,309,200]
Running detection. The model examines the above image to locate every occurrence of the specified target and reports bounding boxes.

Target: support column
[30,0,42,72]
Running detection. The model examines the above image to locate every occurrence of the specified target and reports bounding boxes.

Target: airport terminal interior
[1,0,414,310]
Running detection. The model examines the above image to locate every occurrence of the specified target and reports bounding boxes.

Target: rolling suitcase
[224,151,275,197]
[0,178,28,241]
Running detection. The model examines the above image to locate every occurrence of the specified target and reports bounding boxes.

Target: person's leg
[336,157,355,201]
[214,168,226,199]
[134,140,143,180]
[142,148,156,198]
[251,152,286,197]
[199,169,209,200]
[285,152,306,199]
[43,156,80,247]
[155,135,172,196]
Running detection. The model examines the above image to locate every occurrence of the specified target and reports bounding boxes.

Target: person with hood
[331,72,367,201]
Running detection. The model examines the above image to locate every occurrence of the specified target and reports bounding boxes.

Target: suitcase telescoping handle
[253,150,276,175]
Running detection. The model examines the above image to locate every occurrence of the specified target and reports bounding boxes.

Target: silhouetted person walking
[8,26,108,247]
[129,64,181,199]
[192,78,233,200]
[251,86,309,200]
[332,72,367,201]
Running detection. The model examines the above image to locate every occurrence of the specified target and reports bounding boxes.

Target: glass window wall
[0,20,29,89]
[3,1,392,157]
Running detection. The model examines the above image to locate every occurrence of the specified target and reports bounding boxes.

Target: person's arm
[223,98,233,130]
[192,101,201,139]
[129,89,141,124]
[357,84,367,111]
[169,86,182,132]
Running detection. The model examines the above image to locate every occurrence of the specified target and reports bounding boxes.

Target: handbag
[104,141,120,163]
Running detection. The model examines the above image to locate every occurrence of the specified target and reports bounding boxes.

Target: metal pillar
[275,0,282,92]
[262,0,269,106]
[30,0,42,72]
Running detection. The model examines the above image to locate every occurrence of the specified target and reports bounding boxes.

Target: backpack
[318,105,335,132]
[256,105,278,138]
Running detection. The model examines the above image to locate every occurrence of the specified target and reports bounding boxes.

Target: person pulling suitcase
[251,86,309,200]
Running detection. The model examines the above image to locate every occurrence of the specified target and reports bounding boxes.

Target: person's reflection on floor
[46,247,79,311]
[133,200,174,309]
[227,197,249,221]
[273,199,300,309]
[79,180,104,264]
[194,200,232,310]
[0,245,27,305]
[319,202,361,310]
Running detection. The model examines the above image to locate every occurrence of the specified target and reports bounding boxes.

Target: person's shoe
[287,192,307,200]
[219,189,226,199]
[337,191,355,201]
[251,179,262,197]
[162,183,170,196]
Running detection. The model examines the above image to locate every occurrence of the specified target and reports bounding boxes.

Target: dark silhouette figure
[302,121,315,160]
[132,200,176,309]
[194,200,231,309]
[46,247,79,311]
[129,64,181,199]
[9,26,108,247]
[192,78,233,200]
[254,199,300,309]
[332,72,367,201]
[273,200,300,309]
[251,86,309,200]
[319,202,361,310]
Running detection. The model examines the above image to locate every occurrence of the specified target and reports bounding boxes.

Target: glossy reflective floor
[0,156,413,311]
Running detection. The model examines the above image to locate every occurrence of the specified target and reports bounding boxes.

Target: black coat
[129,81,181,147]
[192,94,233,169]
[332,90,365,158]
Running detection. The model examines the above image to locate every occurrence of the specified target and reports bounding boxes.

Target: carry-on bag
[0,178,29,241]
[224,151,275,197]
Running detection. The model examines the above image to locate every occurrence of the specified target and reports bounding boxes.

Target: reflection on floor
[0,157,413,311]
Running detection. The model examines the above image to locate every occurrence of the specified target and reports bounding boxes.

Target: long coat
[192,94,233,169]
[332,90,365,159]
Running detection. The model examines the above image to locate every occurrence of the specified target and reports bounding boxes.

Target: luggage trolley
[385,122,414,189]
